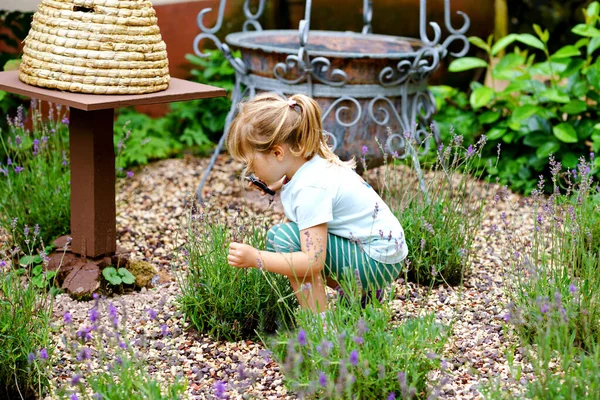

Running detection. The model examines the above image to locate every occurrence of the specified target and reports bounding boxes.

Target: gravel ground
[39,154,538,399]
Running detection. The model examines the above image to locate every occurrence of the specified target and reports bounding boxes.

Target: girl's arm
[228,223,328,278]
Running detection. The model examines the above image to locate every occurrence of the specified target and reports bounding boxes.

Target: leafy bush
[267,280,448,399]
[177,210,297,341]
[0,100,70,250]
[486,154,600,398]
[113,49,236,171]
[53,295,187,399]
[0,230,54,399]
[435,1,600,194]
[366,132,490,286]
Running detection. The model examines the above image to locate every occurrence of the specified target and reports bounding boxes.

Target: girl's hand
[228,242,259,268]
[247,176,285,196]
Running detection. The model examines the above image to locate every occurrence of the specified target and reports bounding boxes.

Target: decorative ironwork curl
[444,0,470,35]
[274,54,309,85]
[193,34,247,75]
[323,130,339,152]
[321,97,362,128]
[196,0,227,35]
[310,57,347,87]
[440,34,470,58]
[242,0,266,31]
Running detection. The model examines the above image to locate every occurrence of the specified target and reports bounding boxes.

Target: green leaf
[487,127,506,140]
[469,36,490,52]
[0,91,5,103]
[502,80,531,93]
[561,58,586,79]
[478,110,502,124]
[32,275,44,288]
[592,132,600,151]
[3,59,20,71]
[588,37,600,55]
[118,268,136,285]
[511,105,540,123]
[540,89,571,103]
[551,45,581,59]
[560,100,587,115]
[470,86,494,109]
[491,34,518,56]
[553,123,579,143]
[516,34,546,50]
[46,271,57,280]
[587,2,600,18]
[562,152,579,168]
[33,255,42,264]
[448,57,489,72]
[32,265,43,276]
[536,141,560,158]
[524,132,552,147]
[572,24,600,37]
[102,267,122,285]
[19,255,36,266]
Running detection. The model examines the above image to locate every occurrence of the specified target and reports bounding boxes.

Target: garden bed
[39,153,538,399]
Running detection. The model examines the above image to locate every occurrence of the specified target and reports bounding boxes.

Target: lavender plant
[0,225,55,399]
[367,130,492,286]
[487,154,600,398]
[267,274,448,399]
[177,207,297,342]
[0,100,70,250]
[53,295,187,399]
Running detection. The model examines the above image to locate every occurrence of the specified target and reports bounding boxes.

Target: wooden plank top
[0,70,226,111]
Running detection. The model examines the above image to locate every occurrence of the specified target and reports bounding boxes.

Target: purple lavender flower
[28,352,35,364]
[297,329,307,346]
[7,158,12,166]
[0,167,7,177]
[119,341,127,350]
[349,350,359,366]
[388,393,396,400]
[108,302,118,325]
[126,171,134,178]
[569,283,577,295]
[70,375,80,385]
[540,303,550,314]
[64,312,72,324]
[62,116,70,125]
[89,307,99,323]
[39,348,48,359]
[466,144,475,157]
[361,145,369,156]
[0,260,6,270]
[70,394,78,400]
[352,336,364,345]
[15,135,22,145]
[14,166,24,173]
[76,347,91,361]
[161,324,168,337]
[318,371,327,387]
[76,326,92,342]
[147,309,157,320]
[213,380,227,399]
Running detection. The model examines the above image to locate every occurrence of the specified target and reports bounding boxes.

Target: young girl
[226,93,408,313]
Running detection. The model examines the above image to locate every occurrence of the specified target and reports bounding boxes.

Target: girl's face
[248,149,286,186]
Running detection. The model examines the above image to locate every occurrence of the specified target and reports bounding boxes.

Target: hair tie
[288,99,297,108]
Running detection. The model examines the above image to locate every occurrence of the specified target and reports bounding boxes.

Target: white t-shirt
[280,155,408,264]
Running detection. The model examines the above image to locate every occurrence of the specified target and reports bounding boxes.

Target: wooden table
[0,70,225,258]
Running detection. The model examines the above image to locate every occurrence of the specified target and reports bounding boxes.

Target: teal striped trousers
[266,222,403,289]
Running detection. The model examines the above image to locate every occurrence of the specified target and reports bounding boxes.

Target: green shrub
[435,1,600,194]
[177,210,297,342]
[113,49,236,171]
[53,296,187,399]
[0,100,70,250]
[0,230,54,399]
[487,154,600,398]
[367,132,490,286]
[267,279,448,399]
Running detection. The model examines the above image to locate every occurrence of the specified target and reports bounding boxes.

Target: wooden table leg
[69,108,116,258]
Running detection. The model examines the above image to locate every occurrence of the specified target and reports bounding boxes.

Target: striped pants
[266,222,403,289]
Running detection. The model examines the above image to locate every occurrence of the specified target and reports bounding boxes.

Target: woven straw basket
[19,0,170,95]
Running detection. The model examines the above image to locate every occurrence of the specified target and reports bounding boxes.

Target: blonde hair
[227,92,355,176]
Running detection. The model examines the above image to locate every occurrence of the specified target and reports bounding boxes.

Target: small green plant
[177,208,297,342]
[0,100,71,250]
[367,131,491,286]
[53,295,187,399]
[435,1,600,194]
[267,275,448,399]
[19,244,59,293]
[486,154,600,398]
[0,226,54,399]
[102,266,136,286]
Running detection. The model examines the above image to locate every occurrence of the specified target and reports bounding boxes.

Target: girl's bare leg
[289,273,328,313]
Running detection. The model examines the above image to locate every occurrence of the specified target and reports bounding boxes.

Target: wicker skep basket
[19,0,170,95]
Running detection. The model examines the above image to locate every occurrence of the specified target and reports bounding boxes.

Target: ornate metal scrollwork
[242,0,267,31]
[321,97,362,129]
